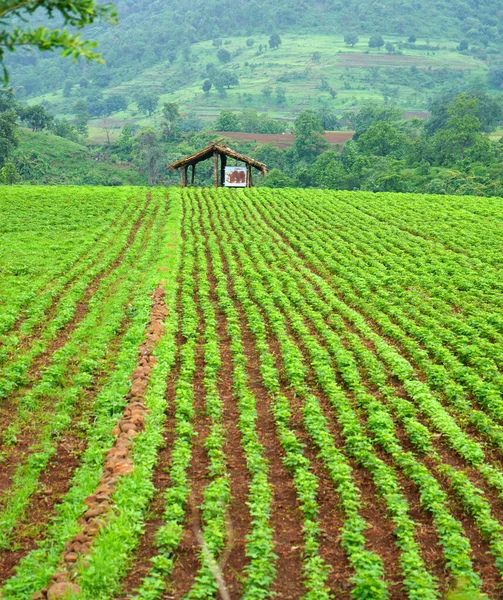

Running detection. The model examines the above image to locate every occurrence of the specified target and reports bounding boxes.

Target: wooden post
[213,151,219,187]
[249,166,253,188]
[246,164,252,188]
[191,164,196,185]
[220,154,227,187]
[180,167,187,187]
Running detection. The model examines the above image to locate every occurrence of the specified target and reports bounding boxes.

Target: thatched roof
[168,141,268,176]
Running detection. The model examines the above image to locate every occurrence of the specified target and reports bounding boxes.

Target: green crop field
[1,187,503,599]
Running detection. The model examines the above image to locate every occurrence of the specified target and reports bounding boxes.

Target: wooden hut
[168,141,267,188]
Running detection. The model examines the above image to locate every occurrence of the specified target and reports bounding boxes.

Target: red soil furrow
[167,320,212,597]
[37,285,168,600]
[0,198,156,497]
[209,272,252,598]
[117,329,183,598]
[298,275,503,596]
[0,193,151,422]
[260,330,354,597]
[203,212,307,598]
[0,314,132,583]
[236,301,306,599]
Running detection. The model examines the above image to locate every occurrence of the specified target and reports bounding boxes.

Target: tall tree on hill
[369,35,385,51]
[0,109,18,167]
[0,0,117,82]
[344,33,359,47]
[269,33,282,50]
[293,111,328,161]
[135,92,159,116]
[19,105,54,132]
[133,130,163,185]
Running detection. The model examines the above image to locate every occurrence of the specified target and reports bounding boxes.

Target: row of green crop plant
[183,190,232,599]
[1,189,181,599]
[0,187,135,337]
[0,190,142,367]
[0,192,147,400]
[195,190,332,598]
[205,190,396,599]
[231,189,503,583]
[212,189,493,599]
[0,193,163,553]
[263,190,503,391]
[236,195,503,586]
[296,191,503,347]
[192,189,277,600]
[340,192,503,267]
[294,192,503,379]
[262,192,503,452]
[249,191,503,495]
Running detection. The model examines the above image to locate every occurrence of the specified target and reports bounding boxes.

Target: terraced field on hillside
[1,187,503,600]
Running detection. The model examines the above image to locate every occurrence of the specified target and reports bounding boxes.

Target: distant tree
[0,110,18,167]
[385,42,396,54]
[133,129,163,185]
[344,33,359,47]
[293,111,328,160]
[329,87,337,99]
[162,102,181,140]
[254,143,285,171]
[202,79,212,95]
[442,93,482,160]
[117,124,134,160]
[213,39,223,48]
[80,77,89,89]
[262,168,295,188]
[214,71,238,89]
[217,49,231,64]
[105,95,128,114]
[408,34,417,43]
[0,0,117,83]
[269,33,282,50]
[458,40,469,51]
[357,121,408,157]
[369,35,385,51]
[312,51,322,63]
[316,108,340,130]
[52,119,80,143]
[0,161,20,185]
[275,87,287,106]
[215,109,240,131]
[488,67,503,89]
[246,38,255,47]
[73,100,90,136]
[20,105,54,132]
[136,92,159,116]
[352,103,403,137]
[63,81,74,98]
[261,85,273,101]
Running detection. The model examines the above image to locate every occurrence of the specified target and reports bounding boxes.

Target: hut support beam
[213,151,219,187]
[220,154,227,186]
[191,164,196,185]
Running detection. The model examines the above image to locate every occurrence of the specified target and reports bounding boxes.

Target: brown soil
[209,131,354,149]
[0,195,153,497]
[36,283,168,600]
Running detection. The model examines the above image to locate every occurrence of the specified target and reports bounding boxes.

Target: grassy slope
[14,130,145,185]
[31,33,490,140]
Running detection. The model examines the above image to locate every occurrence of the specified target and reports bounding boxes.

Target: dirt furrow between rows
[36,284,168,600]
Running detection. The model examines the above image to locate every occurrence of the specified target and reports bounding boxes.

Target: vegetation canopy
[0,0,117,81]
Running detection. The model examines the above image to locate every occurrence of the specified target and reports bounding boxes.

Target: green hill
[11,130,144,185]
[7,0,502,130]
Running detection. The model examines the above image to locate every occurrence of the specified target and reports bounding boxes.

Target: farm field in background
[1,187,503,599]
[31,33,491,140]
